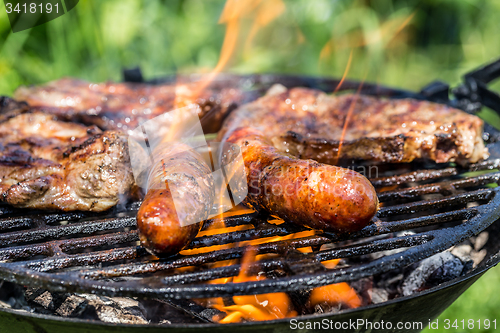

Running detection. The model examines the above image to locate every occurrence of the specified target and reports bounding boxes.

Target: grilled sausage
[224,127,378,233]
[136,142,214,256]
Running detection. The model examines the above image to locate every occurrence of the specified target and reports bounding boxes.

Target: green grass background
[0,1,499,331]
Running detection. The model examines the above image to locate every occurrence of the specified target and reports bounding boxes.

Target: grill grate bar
[200,212,257,231]
[0,216,136,248]
[80,235,331,279]
[314,234,431,262]
[0,217,33,232]
[187,224,305,249]
[377,189,493,218]
[162,234,432,287]
[26,247,143,272]
[0,73,499,299]
[378,172,500,202]
[59,230,139,253]
[0,231,141,262]
[162,259,281,285]
[325,208,476,242]
[370,159,500,187]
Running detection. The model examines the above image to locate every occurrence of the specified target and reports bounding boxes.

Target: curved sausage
[136,142,214,256]
[224,127,378,233]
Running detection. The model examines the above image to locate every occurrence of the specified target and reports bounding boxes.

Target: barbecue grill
[1,59,500,333]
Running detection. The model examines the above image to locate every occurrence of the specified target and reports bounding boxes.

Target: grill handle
[452,58,500,115]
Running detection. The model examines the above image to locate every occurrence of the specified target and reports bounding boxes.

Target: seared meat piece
[14,78,245,134]
[220,86,488,165]
[0,99,134,211]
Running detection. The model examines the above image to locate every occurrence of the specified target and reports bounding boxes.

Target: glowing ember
[210,246,297,323]
[313,258,361,309]
[310,283,362,309]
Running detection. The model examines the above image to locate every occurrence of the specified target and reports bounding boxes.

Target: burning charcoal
[287,289,313,315]
[55,295,88,317]
[32,291,54,310]
[368,288,389,304]
[472,232,489,251]
[402,251,464,296]
[312,302,341,315]
[450,244,473,261]
[25,288,63,313]
[470,249,487,267]
[77,294,148,324]
[450,237,486,268]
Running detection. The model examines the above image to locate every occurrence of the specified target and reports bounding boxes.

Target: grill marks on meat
[14,78,244,134]
[0,100,134,211]
[220,86,488,165]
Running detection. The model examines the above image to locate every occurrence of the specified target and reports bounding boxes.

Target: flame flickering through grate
[1,66,500,326]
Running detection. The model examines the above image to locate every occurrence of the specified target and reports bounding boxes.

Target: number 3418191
[5,2,59,14]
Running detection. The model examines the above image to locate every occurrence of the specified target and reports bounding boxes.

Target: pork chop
[0,98,134,211]
[219,86,488,165]
[14,78,245,134]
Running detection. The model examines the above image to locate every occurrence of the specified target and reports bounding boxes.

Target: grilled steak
[220,86,488,165]
[0,98,134,211]
[14,78,245,134]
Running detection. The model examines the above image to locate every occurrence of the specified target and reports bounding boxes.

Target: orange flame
[310,283,362,309]
[186,209,362,322]
[310,258,362,309]
[211,246,297,323]
[332,76,366,165]
[195,0,285,95]
[333,49,354,93]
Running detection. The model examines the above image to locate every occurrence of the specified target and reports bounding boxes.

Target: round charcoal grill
[1,60,500,332]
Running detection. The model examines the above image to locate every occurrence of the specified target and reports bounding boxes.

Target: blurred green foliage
[1,0,499,94]
[0,1,499,331]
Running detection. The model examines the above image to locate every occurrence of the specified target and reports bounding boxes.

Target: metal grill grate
[1,65,500,300]
[0,157,499,299]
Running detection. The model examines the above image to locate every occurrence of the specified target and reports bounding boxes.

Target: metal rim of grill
[1,70,500,302]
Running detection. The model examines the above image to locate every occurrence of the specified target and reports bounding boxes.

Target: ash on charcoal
[368,288,389,304]
[55,295,88,317]
[21,285,209,325]
[450,232,488,268]
[312,302,342,315]
[401,251,466,296]
[76,294,148,324]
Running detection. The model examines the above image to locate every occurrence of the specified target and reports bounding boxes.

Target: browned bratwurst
[223,127,378,233]
[136,142,214,256]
